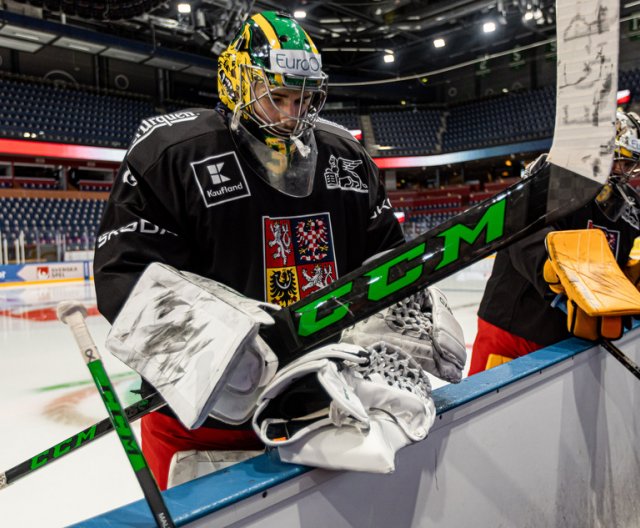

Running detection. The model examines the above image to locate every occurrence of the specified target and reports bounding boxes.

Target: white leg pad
[167,449,264,488]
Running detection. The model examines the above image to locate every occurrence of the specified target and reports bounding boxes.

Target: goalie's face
[251,80,314,135]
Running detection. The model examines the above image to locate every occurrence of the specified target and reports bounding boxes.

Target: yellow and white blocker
[544,229,640,340]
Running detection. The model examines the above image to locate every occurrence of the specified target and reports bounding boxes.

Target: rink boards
[78,328,640,527]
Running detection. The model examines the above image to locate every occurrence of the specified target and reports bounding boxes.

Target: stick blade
[547,0,619,186]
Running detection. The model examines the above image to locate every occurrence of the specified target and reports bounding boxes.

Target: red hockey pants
[469,317,544,376]
[141,412,264,490]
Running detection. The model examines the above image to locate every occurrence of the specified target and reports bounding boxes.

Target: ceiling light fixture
[483,21,496,33]
[433,38,445,48]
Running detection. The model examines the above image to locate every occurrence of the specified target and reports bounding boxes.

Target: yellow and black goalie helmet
[217,11,328,140]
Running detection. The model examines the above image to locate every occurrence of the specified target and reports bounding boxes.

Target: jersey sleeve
[364,157,405,258]
[506,226,554,298]
[93,158,192,323]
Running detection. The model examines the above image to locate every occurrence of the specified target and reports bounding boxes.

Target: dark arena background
[0,1,639,526]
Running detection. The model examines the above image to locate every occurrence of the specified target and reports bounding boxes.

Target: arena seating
[0,196,105,251]
[442,86,555,152]
[370,108,441,156]
[77,180,113,192]
[320,110,360,131]
[13,176,59,190]
[402,211,462,239]
[1,68,639,156]
[484,178,519,193]
[0,176,517,256]
[0,77,154,148]
[0,175,13,189]
[388,179,517,237]
[468,190,497,205]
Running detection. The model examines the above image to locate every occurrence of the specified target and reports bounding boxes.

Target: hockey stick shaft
[0,392,165,490]
[600,339,640,380]
[57,302,174,528]
[264,164,601,364]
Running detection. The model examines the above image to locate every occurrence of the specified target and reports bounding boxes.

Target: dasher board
[76,328,640,527]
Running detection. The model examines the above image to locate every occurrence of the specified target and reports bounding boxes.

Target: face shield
[231,118,318,198]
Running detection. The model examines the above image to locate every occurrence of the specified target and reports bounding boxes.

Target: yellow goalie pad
[485,354,513,370]
[545,229,640,317]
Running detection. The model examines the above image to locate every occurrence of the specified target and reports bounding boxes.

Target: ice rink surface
[0,262,490,527]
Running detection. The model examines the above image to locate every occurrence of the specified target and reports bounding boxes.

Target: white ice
[0,262,489,526]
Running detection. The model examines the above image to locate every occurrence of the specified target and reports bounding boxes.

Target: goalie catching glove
[543,229,640,341]
[341,287,466,383]
[252,341,436,473]
[106,263,279,429]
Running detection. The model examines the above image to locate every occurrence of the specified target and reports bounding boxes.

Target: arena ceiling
[2,1,632,98]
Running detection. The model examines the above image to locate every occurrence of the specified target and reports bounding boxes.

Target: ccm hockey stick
[0,0,619,489]
[0,392,164,489]
[57,301,175,528]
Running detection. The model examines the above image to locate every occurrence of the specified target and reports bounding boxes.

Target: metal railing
[0,228,96,264]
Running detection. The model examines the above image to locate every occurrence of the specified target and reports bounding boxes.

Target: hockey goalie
[95,10,466,490]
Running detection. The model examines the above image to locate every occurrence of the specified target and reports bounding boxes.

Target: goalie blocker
[543,228,640,340]
[106,262,280,430]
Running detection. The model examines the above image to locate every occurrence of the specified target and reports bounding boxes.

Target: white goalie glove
[252,341,436,473]
[341,286,466,383]
[106,263,279,429]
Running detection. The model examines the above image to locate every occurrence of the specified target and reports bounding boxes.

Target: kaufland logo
[192,152,251,208]
[208,163,231,185]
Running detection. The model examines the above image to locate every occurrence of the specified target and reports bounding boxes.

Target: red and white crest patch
[263,213,337,307]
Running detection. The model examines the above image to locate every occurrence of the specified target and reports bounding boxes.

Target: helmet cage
[236,62,328,141]
[614,111,640,180]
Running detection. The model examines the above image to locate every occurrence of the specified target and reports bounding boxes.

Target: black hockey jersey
[94,108,404,428]
[478,195,640,346]
[95,109,403,320]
